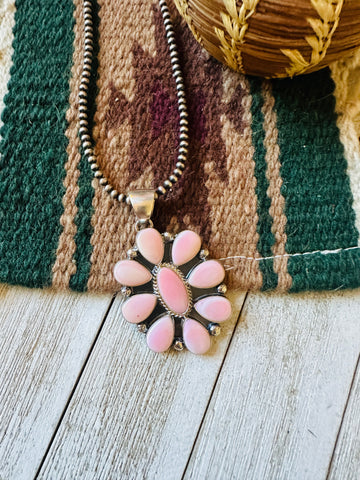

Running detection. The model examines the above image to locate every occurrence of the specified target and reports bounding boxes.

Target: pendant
[113,190,231,354]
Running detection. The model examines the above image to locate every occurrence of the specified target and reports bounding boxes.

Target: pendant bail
[128,190,156,229]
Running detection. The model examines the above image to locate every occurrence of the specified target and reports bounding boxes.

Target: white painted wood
[328,358,360,480]
[184,290,360,480]
[38,291,246,480]
[0,284,111,480]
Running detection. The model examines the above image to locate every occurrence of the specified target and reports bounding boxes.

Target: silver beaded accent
[162,232,174,242]
[127,248,138,259]
[121,286,132,297]
[79,0,189,204]
[217,284,228,294]
[137,324,148,334]
[199,249,209,260]
[173,339,185,351]
[208,324,221,336]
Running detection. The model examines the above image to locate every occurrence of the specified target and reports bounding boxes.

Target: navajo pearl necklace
[79,0,232,355]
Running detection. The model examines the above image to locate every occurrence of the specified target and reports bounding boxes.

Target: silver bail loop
[128,190,156,229]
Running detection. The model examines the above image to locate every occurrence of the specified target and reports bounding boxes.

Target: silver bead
[121,286,132,297]
[173,339,184,351]
[80,0,189,203]
[84,148,93,157]
[163,232,173,242]
[199,249,209,260]
[179,147,188,155]
[208,324,221,336]
[217,284,227,294]
[127,248,137,259]
[157,186,166,195]
[137,324,147,334]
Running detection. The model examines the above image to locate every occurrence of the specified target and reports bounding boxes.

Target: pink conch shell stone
[194,296,231,323]
[146,315,174,353]
[157,267,189,314]
[136,228,164,264]
[188,260,225,289]
[172,230,202,266]
[114,260,152,287]
[122,294,157,324]
[183,318,211,355]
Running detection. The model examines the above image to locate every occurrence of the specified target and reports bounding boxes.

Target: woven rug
[0,0,360,293]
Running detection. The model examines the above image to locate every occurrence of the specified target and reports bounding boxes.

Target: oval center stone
[156,266,190,315]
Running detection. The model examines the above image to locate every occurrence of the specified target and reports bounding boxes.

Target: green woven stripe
[69,148,95,292]
[0,0,74,287]
[287,249,360,292]
[272,69,359,292]
[250,78,278,290]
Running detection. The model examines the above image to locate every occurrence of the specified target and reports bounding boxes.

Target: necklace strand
[79,0,189,204]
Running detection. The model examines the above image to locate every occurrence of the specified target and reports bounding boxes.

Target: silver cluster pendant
[114,222,231,354]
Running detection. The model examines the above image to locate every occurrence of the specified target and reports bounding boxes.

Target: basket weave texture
[173,0,360,77]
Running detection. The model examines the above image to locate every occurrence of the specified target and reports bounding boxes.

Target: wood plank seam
[325,352,360,480]
[181,291,250,480]
[34,295,117,479]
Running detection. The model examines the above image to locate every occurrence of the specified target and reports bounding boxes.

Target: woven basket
[173,0,360,77]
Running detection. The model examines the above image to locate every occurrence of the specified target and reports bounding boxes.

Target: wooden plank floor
[0,284,359,479]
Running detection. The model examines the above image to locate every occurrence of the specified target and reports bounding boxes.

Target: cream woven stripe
[261,80,292,291]
[331,49,360,244]
[0,0,16,134]
[206,68,262,290]
[52,0,84,288]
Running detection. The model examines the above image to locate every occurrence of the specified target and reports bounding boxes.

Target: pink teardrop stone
[136,228,164,264]
[146,315,174,353]
[183,319,211,355]
[157,267,190,314]
[172,230,202,266]
[113,260,152,287]
[188,260,225,289]
[194,296,231,323]
[122,294,157,324]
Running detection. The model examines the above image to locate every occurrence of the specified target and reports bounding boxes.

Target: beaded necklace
[79,0,232,355]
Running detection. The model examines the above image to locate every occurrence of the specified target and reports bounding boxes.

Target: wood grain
[184,290,360,480]
[327,356,360,480]
[0,285,112,480]
[37,291,246,479]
